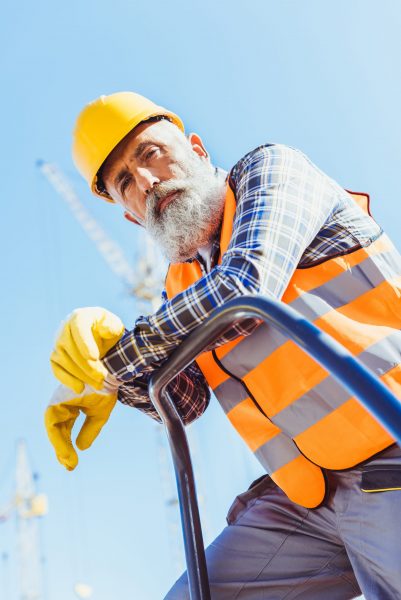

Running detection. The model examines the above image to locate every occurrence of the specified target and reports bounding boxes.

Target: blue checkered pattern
[103,144,381,423]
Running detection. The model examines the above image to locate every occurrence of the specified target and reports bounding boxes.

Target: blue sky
[1,1,401,598]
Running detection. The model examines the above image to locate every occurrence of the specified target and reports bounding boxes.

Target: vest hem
[297,229,384,269]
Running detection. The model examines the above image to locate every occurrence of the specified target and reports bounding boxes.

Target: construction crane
[0,440,48,600]
[15,441,48,600]
[36,160,163,309]
[38,160,210,573]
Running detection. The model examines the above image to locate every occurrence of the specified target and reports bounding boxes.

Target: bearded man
[46,92,401,599]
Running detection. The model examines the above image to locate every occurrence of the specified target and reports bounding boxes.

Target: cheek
[168,160,188,180]
[131,199,147,221]
[121,185,146,217]
[117,193,146,221]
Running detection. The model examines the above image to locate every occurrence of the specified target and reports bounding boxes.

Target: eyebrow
[132,141,156,160]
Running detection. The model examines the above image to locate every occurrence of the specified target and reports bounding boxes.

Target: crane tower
[16,440,48,600]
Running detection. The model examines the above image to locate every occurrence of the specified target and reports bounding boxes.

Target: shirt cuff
[102,329,147,381]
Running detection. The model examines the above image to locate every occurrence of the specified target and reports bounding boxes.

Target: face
[102,120,226,262]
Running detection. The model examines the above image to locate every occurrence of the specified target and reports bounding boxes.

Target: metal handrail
[148,295,401,600]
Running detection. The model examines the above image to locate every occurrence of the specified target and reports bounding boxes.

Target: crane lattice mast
[15,440,47,600]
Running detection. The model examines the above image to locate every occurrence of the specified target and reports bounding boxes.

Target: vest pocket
[361,465,401,492]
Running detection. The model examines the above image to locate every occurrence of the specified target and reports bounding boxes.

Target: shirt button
[126,364,135,373]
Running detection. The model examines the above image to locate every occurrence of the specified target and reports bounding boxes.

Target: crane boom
[37,161,137,288]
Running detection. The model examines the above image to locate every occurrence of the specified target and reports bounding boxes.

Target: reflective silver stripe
[213,377,249,413]
[254,432,302,474]
[291,249,401,321]
[272,331,401,437]
[219,247,401,377]
[219,321,287,378]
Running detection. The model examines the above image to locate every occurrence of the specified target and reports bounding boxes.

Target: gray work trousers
[165,445,401,599]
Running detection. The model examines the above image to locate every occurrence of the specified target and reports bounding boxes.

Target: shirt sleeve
[117,360,211,425]
[103,144,337,381]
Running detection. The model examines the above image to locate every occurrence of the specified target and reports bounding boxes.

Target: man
[46,91,401,599]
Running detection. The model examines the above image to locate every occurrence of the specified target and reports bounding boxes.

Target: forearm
[104,268,261,381]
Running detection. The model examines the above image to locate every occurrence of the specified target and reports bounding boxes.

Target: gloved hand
[45,378,119,471]
[50,307,125,394]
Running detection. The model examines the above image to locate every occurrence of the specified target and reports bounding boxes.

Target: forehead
[102,120,184,179]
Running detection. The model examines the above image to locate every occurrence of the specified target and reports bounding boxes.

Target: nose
[136,167,160,196]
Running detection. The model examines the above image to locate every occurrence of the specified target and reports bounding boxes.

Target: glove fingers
[71,311,123,359]
[98,311,124,337]
[58,422,79,471]
[99,335,125,357]
[51,348,105,391]
[76,394,117,450]
[44,406,79,470]
[70,311,102,360]
[49,360,84,394]
[52,311,124,397]
[76,415,107,450]
[97,313,125,355]
[56,325,106,383]
[57,320,95,362]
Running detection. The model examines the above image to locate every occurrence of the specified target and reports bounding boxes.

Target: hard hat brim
[91,109,184,203]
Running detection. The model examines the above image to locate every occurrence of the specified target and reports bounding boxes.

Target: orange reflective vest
[165,183,401,508]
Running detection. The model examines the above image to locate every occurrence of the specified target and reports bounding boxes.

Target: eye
[120,175,131,194]
[144,147,158,161]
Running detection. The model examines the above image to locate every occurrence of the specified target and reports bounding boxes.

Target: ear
[188,132,210,161]
[123,211,143,227]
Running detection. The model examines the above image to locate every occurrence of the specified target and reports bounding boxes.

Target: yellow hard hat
[72,91,185,202]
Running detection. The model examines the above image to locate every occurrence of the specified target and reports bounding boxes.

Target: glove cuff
[102,371,121,393]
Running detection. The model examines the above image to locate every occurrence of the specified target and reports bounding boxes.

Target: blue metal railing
[148,296,401,600]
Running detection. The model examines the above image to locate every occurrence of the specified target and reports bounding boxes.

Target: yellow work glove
[50,307,125,394]
[45,382,118,471]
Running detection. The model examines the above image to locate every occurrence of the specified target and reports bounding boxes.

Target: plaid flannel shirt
[103,144,381,423]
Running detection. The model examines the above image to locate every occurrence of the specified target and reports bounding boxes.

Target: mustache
[147,180,186,215]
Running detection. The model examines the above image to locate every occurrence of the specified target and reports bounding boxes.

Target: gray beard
[144,157,226,263]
